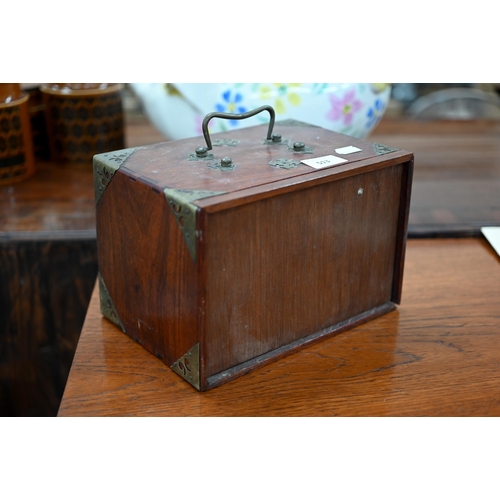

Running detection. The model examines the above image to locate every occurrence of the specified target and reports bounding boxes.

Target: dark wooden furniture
[58,237,500,416]
[95,119,413,391]
[373,119,500,236]
[0,116,163,416]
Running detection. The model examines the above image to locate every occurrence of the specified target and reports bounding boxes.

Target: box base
[205,301,396,390]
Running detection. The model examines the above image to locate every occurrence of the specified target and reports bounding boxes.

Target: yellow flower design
[371,83,390,94]
[259,83,302,114]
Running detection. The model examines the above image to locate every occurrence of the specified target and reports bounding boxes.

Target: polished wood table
[58,237,500,416]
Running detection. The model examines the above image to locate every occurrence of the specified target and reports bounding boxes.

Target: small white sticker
[335,146,362,155]
[301,155,348,169]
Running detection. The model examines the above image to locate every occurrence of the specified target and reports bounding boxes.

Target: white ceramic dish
[130,83,391,140]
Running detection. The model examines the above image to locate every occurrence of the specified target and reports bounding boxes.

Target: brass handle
[199,105,276,154]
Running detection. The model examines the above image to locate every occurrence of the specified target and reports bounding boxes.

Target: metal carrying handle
[201,105,276,151]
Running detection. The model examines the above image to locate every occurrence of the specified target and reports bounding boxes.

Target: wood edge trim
[408,226,487,238]
[391,157,414,304]
[197,208,208,390]
[195,152,414,213]
[204,302,396,391]
[0,230,97,242]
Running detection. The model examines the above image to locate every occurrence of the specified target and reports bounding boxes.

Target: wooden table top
[1,116,499,237]
[58,237,500,416]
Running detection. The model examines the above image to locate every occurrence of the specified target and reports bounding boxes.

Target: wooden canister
[41,83,125,167]
[0,84,36,185]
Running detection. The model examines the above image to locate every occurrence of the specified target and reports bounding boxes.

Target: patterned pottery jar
[0,84,36,185]
[41,83,125,166]
[23,84,50,161]
[130,83,391,140]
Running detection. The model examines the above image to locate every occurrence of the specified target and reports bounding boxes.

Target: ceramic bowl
[130,83,391,140]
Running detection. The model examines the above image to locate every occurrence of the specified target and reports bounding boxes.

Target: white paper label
[335,146,362,155]
[301,155,348,169]
[481,227,500,258]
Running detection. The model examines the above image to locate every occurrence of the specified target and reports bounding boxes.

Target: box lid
[94,113,413,263]
[94,117,410,210]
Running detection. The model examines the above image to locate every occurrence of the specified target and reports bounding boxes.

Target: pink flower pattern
[326,89,362,126]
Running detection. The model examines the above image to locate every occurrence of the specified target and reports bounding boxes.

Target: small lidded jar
[40,83,125,167]
[0,83,36,184]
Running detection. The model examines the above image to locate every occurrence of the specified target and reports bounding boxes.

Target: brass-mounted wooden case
[94,110,413,391]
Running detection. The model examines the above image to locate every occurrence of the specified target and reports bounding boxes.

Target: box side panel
[204,163,403,378]
[96,170,199,369]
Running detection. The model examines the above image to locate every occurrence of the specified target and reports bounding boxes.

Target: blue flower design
[366,98,385,129]
[215,89,247,126]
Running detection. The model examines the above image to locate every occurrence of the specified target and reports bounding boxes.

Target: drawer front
[203,163,404,378]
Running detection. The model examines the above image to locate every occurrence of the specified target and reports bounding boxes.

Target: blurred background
[121,83,500,130]
[1,82,500,417]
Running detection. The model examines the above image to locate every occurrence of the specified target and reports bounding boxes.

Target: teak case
[94,109,413,391]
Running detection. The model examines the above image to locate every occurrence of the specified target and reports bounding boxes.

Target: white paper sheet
[481,227,500,258]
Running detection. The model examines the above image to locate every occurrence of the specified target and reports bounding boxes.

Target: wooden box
[94,107,413,391]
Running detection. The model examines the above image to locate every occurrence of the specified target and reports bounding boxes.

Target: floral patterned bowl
[130,83,391,140]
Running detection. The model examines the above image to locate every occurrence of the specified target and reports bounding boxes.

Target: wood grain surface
[58,238,500,416]
[0,236,97,416]
[202,163,404,380]
[97,168,199,369]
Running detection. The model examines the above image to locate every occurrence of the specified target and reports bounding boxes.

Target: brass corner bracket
[93,147,137,205]
[98,272,125,332]
[164,188,226,262]
[373,143,399,156]
[171,343,200,390]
